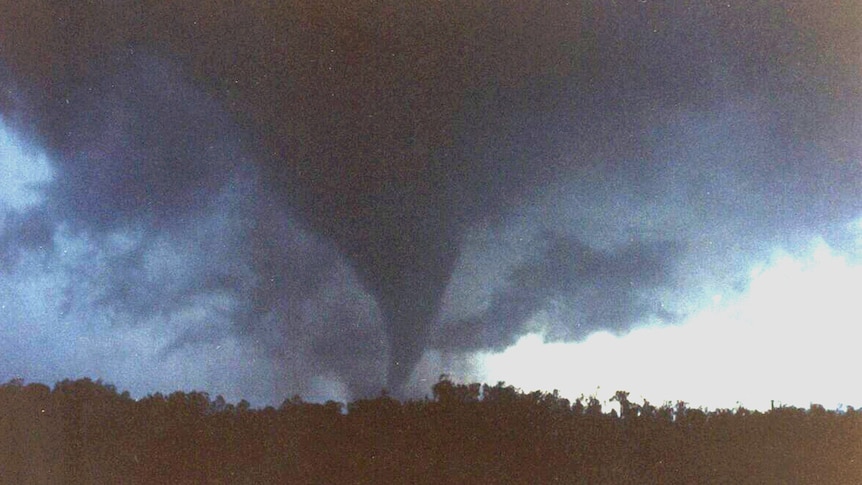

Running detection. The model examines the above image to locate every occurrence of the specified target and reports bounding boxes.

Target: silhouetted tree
[1,376,859,483]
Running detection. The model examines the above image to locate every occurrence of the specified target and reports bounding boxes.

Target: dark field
[1,377,860,484]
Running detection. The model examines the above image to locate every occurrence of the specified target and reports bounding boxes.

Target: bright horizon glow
[477,236,862,412]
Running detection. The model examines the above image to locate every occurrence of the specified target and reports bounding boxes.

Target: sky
[0,1,859,409]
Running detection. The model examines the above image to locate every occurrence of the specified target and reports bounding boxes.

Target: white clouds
[0,118,54,212]
[477,236,862,411]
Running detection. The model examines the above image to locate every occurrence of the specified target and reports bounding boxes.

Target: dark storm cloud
[46,53,244,231]
[0,29,387,400]
[0,208,53,267]
[0,0,859,397]
[2,48,262,324]
[436,231,683,352]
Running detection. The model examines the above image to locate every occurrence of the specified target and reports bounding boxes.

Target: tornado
[4,1,855,398]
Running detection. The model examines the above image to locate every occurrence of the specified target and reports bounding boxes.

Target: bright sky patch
[0,118,54,211]
[479,237,862,411]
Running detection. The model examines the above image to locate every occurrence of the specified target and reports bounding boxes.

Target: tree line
[0,376,859,483]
